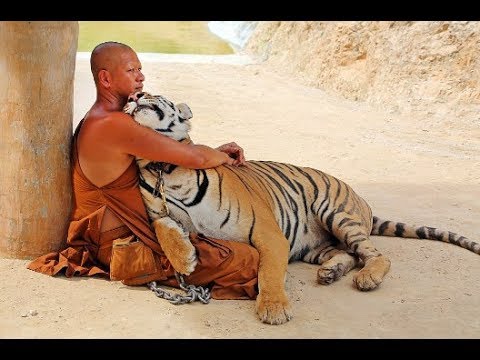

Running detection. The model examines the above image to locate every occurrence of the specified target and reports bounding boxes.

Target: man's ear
[98,69,111,88]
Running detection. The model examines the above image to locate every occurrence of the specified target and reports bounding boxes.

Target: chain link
[152,168,170,216]
[147,272,211,305]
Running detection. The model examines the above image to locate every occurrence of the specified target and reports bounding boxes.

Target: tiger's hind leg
[334,224,391,291]
[302,243,358,285]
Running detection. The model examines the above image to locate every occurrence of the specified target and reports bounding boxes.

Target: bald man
[27,41,259,300]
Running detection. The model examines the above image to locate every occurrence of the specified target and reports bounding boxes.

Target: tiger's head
[123,91,193,142]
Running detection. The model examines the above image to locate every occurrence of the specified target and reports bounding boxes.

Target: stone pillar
[0,21,79,258]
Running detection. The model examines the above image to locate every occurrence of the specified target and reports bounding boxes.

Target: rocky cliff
[245,21,479,125]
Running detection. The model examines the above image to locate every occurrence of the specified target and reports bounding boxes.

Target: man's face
[112,50,145,99]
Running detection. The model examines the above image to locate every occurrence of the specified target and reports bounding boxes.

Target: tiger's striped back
[211,160,373,260]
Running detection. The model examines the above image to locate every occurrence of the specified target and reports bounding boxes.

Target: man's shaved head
[90,41,134,83]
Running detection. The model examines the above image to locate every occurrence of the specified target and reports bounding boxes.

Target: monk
[27,41,259,300]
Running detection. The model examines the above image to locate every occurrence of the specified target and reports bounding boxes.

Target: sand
[1,53,479,339]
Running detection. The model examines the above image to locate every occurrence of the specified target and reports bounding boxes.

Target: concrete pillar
[0,21,79,258]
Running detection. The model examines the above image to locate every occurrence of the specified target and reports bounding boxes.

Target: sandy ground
[1,53,479,339]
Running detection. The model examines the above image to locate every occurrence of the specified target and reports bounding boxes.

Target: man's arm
[105,112,236,168]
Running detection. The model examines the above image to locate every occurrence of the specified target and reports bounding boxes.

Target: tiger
[123,91,480,325]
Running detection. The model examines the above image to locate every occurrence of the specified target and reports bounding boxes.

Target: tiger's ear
[176,103,193,120]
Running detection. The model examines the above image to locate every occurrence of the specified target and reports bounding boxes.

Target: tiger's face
[123,91,193,141]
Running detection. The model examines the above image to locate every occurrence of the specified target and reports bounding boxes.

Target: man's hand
[216,142,246,166]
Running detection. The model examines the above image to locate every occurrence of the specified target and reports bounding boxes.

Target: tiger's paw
[255,292,293,325]
[353,255,391,291]
[152,218,198,276]
[168,242,198,276]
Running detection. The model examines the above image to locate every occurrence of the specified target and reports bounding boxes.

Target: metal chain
[147,166,208,304]
[152,168,170,216]
[147,272,211,305]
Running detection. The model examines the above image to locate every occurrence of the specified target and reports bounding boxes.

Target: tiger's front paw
[152,218,198,276]
[168,241,198,276]
[255,292,293,325]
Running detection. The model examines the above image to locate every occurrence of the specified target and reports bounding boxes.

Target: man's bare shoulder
[86,111,134,131]
[80,111,141,145]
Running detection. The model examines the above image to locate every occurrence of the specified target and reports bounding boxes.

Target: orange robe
[27,121,259,300]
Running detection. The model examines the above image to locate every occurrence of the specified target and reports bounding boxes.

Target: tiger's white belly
[167,199,253,242]
[167,196,332,258]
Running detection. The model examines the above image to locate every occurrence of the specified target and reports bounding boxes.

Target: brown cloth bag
[109,235,157,281]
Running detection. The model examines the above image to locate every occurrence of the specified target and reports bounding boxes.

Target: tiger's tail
[371,216,480,255]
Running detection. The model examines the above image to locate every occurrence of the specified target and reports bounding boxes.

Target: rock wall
[245,21,480,124]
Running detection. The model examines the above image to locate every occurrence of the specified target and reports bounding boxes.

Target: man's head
[90,41,145,100]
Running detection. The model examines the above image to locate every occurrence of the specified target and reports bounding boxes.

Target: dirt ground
[1,53,479,339]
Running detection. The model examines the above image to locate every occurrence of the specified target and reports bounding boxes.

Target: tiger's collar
[146,161,176,174]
